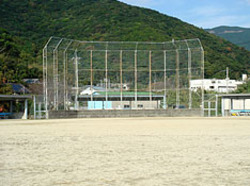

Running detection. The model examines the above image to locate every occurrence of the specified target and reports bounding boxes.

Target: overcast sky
[119,0,250,28]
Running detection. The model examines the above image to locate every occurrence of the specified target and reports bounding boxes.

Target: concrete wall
[49,109,202,119]
[87,100,160,110]
[112,101,159,110]
[12,112,24,119]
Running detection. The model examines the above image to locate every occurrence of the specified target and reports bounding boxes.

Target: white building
[80,86,105,96]
[190,78,243,93]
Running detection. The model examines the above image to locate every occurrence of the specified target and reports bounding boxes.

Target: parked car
[173,105,186,109]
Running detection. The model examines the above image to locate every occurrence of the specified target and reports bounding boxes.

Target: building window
[209,86,214,89]
[138,104,143,108]
[124,105,130,109]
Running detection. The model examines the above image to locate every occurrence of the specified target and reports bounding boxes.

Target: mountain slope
[0,27,41,94]
[206,26,250,50]
[0,0,249,79]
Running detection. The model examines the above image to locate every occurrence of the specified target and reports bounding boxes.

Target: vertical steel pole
[63,41,72,110]
[43,37,52,119]
[45,48,48,118]
[90,50,93,102]
[53,49,57,110]
[175,49,180,109]
[188,48,192,109]
[185,40,192,109]
[65,52,69,110]
[105,49,108,109]
[63,49,66,110]
[120,50,123,107]
[201,48,205,117]
[197,39,205,116]
[226,67,229,94]
[74,49,79,110]
[164,50,167,109]
[42,47,47,118]
[215,94,218,117]
[33,96,36,120]
[149,51,152,108]
[53,39,63,111]
[134,50,138,109]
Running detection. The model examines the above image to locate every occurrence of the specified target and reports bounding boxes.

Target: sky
[119,0,250,28]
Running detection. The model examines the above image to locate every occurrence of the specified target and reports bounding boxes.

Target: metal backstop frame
[43,37,204,118]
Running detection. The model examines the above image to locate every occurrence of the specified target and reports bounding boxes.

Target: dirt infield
[1,117,250,185]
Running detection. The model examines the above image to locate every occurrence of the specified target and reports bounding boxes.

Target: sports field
[1,117,250,185]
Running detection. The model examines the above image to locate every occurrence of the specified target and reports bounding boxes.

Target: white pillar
[215,94,218,117]
[38,102,42,119]
[22,99,28,119]
[33,96,36,119]
[221,98,225,117]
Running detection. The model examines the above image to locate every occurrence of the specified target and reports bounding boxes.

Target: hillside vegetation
[0,28,41,93]
[0,0,249,82]
[206,26,250,51]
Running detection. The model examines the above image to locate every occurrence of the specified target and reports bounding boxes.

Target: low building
[9,83,30,94]
[80,86,106,96]
[23,78,40,84]
[220,94,250,116]
[190,79,243,93]
[78,91,164,110]
[0,95,32,119]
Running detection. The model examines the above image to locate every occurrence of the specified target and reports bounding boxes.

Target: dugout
[0,95,32,119]
[78,93,165,110]
[220,94,250,116]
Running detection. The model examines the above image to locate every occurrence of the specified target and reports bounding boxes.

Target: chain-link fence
[43,37,204,116]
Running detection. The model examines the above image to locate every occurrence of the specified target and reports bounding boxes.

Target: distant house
[10,83,30,94]
[190,79,243,93]
[23,78,40,84]
[96,79,130,91]
[80,86,106,95]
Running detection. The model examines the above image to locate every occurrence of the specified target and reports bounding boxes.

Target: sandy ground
[0,117,250,186]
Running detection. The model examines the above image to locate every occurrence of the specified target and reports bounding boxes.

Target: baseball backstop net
[43,37,204,116]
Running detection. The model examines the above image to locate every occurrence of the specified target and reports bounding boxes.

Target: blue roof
[11,84,30,94]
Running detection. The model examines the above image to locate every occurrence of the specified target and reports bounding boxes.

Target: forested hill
[206,26,250,51]
[0,28,41,82]
[0,0,249,79]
